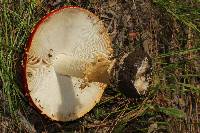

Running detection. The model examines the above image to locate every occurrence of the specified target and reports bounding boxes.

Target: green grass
[0,0,200,132]
[153,0,200,33]
[0,1,34,116]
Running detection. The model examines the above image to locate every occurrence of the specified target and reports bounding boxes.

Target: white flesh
[133,57,150,95]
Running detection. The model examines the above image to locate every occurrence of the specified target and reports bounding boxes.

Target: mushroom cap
[23,7,112,121]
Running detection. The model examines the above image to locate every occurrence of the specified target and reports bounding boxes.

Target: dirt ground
[0,0,200,132]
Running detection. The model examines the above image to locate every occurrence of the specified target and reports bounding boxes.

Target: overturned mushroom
[23,7,113,121]
[23,6,151,122]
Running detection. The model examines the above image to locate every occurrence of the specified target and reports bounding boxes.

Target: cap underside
[25,7,111,121]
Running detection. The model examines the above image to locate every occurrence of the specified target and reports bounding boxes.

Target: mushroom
[23,7,113,121]
[23,6,152,122]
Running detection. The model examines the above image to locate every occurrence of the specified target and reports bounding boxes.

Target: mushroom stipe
[117,47,151,98]
[23,6,151,121]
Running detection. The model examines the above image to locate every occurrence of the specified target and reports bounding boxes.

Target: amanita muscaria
[23,6,150,121]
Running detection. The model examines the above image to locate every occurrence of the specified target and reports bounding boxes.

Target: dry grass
[0,0,200,132]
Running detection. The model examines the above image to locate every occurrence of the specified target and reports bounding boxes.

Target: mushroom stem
[53,53,86,78]
[53,53,112,84]
[84,56,113,84]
